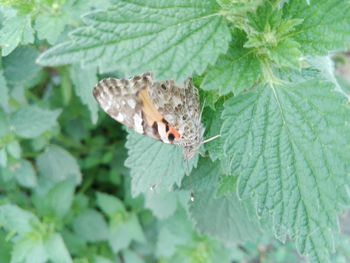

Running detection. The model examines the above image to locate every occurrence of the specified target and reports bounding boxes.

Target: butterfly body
[93,73,203,159]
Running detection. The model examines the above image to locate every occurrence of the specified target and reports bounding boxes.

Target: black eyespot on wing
[168,133,175,142]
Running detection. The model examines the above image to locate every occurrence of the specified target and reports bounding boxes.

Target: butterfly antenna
[201,134,221,145]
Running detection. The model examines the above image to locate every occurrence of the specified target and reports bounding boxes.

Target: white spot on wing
[133,114,143,134]
[127,99,136,109]
[116,113,124,122]
[157,122,169,143]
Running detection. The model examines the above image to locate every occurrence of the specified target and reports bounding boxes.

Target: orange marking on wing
[168,126,181,140]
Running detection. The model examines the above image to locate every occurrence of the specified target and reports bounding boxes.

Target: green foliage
[1,0,350,263]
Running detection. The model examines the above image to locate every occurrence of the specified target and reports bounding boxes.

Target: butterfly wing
[149,79,203,159]
[93,74,159,141]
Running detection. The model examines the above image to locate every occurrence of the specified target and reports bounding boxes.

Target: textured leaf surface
[10,106,61,139]
[125,132,197,197]
[37,0,230,81]
[202,39,261,95]
[69,65,99,124]
[221,72,350,261]
[286,0,350,55]
[189,159,261,244]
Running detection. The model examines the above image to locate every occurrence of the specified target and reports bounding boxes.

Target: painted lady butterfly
[93,73,203,159]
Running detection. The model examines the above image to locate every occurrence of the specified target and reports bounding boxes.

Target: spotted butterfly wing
[93,73,203,159]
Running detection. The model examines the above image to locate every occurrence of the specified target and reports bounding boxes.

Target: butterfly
[92,73,204,160]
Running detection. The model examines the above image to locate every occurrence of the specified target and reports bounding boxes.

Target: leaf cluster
[1,0,350,262]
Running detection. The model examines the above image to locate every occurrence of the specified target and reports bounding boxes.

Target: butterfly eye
[168,133,175,142]
[161,83,167,90]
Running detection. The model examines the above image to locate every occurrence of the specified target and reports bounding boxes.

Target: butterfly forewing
[93,73,203,159]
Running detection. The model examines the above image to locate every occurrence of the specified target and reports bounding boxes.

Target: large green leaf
[37,0,230,81]
[221,71,350,261]
[125,132,197,197]
[285,0,350,55]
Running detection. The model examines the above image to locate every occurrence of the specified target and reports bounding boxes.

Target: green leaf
[285,0,350,55]
[13,159,37,188]
[221,72,350,261]
[73,209,109,242]
[69,64,99,124]
[122,250,145,263]
[188,159,262,244]
[0,148,7,167]
[202,34,261,95]
[34,179,76,219]
[36,145,82,186]
[0,14,34,56]
[45,233,72,263]
[108,213,145,253]
[202,102,225,161]
[6,139,21,159]
[10,106,61,139]
[0,204,39,235]
[37,0,231,81]
[34,14,66,45]
[96,192,125,217]
[156,207,193,258]
[3,45,42,87]
[144,190,179,219]
[11,236,47,263]
[125,132,197,197]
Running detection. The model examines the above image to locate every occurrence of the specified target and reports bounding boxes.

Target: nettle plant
[1,0,350,262]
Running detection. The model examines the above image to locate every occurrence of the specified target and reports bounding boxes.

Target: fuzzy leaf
[37,0,230,81]
[125,132,197,197]
[221,71,350,261]
[202,35,261,95]
[285,0,350,55]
